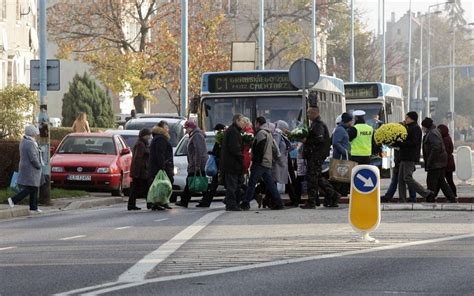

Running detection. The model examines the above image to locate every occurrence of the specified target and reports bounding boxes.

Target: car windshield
[57,137,116,155]
[202,97,303,131]
[346,103,385,130]
[125,119,184,147]
[175,135,215,156]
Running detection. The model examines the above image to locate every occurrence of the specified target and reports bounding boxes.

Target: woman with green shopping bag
[175,120,209,208]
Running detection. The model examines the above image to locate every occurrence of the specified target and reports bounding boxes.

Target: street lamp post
[180,0,188,116]
[381,0,386,83]
[259,0,265,70]
[350,0,355,82]
[407,0,412,111]
[311,0,317,62]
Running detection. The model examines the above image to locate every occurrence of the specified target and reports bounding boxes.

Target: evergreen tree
[62,73,114,128]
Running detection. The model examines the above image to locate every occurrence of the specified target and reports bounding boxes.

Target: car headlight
[51,166,64,173]
[173,166,179,175]
[97,167,111,173]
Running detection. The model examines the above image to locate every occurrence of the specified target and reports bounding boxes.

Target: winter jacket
[221,123,244,175]
[438,124,455,172]
[422,126,448,171]
[17,136,43,187]
[242,125,254,173]
[148,126,174,182]
[332,123,351,160]
[187,128,208,174]
[304,116,330,161]
[393,122,422,163]
[131,138,149,180]
[272,129,291,184]
[252,123,279,168]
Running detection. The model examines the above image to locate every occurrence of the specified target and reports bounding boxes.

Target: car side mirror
[120,148,131,155]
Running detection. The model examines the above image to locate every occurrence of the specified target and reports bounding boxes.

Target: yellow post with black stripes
[349,165,381,242]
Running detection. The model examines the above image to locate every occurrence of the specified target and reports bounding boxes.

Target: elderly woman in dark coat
[8,125,43,213]
[128,128,152,211]
[437,124,457,197]
[148,121,174,210]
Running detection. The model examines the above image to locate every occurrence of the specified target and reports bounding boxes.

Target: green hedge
[0,141,20,188]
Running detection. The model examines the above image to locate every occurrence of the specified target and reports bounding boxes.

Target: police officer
[348,110,373,165]
[300,106,331,209]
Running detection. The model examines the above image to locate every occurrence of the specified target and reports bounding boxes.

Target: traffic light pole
[38,0,51,204]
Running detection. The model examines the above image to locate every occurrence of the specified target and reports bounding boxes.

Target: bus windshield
[202,96,303,131]
[346,103,385,130]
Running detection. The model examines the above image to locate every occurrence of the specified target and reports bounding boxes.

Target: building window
[1,0,6,20]
[0,61,6,88]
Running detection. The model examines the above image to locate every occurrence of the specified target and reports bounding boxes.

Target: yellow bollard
[349,165,381,242]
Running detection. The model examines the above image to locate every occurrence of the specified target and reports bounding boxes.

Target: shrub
[0,141,20,188]
[0,85,37,140]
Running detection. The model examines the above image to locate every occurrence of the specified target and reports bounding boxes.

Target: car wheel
[112,176,124,197]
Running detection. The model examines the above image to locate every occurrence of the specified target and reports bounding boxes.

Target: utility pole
[259,0,265,70]
[180,0,188,116]
[350,0,355,82]
[450,28,455,135]
[311,0,317,62]
[407,0,412,111]
[381,0,386,83]
[38,0,50,204]
[419,19,423,119]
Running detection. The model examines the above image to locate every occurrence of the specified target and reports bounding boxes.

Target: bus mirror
[190,95,200,114]
[385,102,393,115]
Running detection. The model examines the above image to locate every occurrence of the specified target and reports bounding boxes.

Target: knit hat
[139,128,152,138]
[406,111,418,122]
[341,112,353,123]
[421,117,434,129]
[276,120,289,131]
[24,125,39,137]
[184,120,197,129]
[213,123,226,131]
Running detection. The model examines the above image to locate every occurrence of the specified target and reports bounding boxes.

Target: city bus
[193,70,346,133]
[344,82,405,178]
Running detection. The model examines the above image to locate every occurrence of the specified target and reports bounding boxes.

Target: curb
[381,203,473,211]
[0,197,126,220]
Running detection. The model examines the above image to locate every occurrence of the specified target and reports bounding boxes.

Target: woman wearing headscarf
[72,112,91,133]
[128,128,152,211]
[8,125,44,213]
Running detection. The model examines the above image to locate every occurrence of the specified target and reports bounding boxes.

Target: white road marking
[73,232,474,296]
[115,226,132,230]
[55,210,225,296]
[154,218,169,222]
[0,246,16,251]
[59,235,86,241]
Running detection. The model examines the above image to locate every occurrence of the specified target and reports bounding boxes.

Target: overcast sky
[355,0,473,32]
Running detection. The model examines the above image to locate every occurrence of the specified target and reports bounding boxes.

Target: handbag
[329,151,357,183]
[10,172,20,193]
[188,171,208,193]
[205,155,218,177]
[147,170,172,205]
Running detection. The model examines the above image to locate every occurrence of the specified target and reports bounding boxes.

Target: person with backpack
[240,117,284,211]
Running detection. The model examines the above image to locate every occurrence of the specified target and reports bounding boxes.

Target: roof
[67,133,115,137]
[105,129,140,136]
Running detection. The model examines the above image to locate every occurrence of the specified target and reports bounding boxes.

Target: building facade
[0,0,38,89]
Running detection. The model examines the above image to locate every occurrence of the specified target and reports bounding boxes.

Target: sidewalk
[0,196,126,220]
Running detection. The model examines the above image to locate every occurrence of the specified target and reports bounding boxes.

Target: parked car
[50,133,132,196]
[106,129,140,149]
[173,131,225,198]
[125,117,186,147]
[115,113,130,127]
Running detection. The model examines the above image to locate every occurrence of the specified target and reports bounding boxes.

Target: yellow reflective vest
[351,124,373,156]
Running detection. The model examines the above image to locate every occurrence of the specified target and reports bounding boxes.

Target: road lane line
[55,210,225,296]
[0,246,16,251]
[154,218,169,222]
[84,232,474,295]
[115,226,132,230]
[59,235,86,241]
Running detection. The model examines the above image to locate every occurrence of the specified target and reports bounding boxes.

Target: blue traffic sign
[353,168,378,193]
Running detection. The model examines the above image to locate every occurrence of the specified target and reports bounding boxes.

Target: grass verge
[0,188,89,204]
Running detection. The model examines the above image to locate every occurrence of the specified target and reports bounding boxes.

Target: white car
[173,131,224,197]
[105,129,140,149]
[125,117,185,147]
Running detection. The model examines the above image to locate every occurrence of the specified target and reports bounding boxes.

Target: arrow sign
[356,174,374,188]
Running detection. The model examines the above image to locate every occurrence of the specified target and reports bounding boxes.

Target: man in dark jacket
[301,106,331,209]
[221,114,246,211]
[421,118,456,203]
[196,123,226,207]
[240,116,284,211]
[148,121,174,210]
[176,120,209,208]
[393,112,434,202]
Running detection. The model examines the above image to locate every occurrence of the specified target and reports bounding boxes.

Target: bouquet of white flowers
[288,126,309,142]
[241,132,254,144]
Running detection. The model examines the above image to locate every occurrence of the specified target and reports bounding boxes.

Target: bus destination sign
[208,72,297,93]
[345,84,379,99]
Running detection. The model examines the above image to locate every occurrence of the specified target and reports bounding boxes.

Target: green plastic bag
[147,170,172,205]
[188,171,208,193]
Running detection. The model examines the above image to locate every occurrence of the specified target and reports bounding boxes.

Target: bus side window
[385,102,393,115]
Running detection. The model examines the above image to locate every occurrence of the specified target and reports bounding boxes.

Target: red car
[51,133,132,196]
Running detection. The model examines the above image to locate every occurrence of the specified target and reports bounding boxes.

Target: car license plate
[67,175,92,181]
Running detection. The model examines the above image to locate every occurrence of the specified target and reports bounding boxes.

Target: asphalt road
[0,201,472,296]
